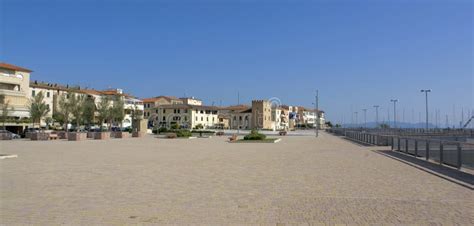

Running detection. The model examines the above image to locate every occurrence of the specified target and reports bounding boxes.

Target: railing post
[457,143,462,169]
[439,143,444,166]
[398,137,401,151]
[405,139,409,153]
[391,137,394,150]
[415,140,418,157]
[426,140,430,161]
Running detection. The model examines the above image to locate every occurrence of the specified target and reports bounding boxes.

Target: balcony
[0,89,26,97]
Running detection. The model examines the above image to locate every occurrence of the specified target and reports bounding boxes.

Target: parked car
[0,130,21,139]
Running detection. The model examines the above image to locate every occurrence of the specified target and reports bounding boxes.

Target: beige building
[0,63,32,120]
[218,105,252,130]
[142,96,183,122]
[180,97,202,106]
[251,100,273,130]
[155,104,219,129]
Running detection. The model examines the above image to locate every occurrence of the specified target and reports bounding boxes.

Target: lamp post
[362,109,367,128]
[420,89,431,130]
[315,90,319,137]
[373,105,380,127]
[390,99,398,128]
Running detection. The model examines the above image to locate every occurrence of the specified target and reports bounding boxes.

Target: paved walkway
[0,132,472,225]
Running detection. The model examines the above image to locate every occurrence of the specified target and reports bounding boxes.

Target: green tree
[0,94,14,129]
[69,93,85,131]
[57,93,73,131]
[110,95,125,129]
[97,96,110,131]
[28,91,50,129]
[82,97,96,128]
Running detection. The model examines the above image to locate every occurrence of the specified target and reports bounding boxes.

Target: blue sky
[1,0,472,126]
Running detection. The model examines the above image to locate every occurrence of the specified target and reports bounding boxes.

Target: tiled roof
[141,96,182,103]
[0,62,33,73]
[157,104,219,111]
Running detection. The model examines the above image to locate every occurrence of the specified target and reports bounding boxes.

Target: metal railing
[392,137,474,170]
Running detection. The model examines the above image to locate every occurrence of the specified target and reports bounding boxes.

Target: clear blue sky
[1,0,472,126]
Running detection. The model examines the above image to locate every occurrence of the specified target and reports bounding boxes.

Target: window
[32,90,35,97]
[239,116,242,120]
[201,117,203,121]
[174,109,177,114]
[47,92,50,98]
[162,116,166,121]
[177,109,180,114]
[184,116,187,121]
[196,117,198,121]
[46,104,50,109]
[163,109,166,113]
[207,117,209,121]
[156,110,158,113]
[185,109,188,113]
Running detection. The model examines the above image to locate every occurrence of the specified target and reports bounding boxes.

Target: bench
[49,134,58,140]
[228,134,237,142]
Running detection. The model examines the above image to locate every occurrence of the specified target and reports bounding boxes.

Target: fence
[326,128,474,171]
[392,137,474,170]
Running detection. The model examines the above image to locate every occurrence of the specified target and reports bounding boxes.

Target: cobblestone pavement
[1,132,473,225]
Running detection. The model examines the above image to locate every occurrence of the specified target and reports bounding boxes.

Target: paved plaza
[0,132,473,225]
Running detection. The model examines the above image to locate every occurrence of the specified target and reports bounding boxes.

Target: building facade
[251,100,273,130]
[0,63,32,120]
[154,104,219,129]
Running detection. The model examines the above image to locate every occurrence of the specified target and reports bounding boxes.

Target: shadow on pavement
[374,150,474,189]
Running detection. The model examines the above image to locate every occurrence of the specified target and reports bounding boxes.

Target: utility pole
[373,105,380,127]
[315,90,319,138]
[420,89,431,129]
[390,99,398,128]
[362,109,367,128]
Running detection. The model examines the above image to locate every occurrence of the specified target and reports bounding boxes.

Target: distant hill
[342,121,440,129]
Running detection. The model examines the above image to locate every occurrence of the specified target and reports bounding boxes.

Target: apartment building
[180,97,202,106]
[142,96,183,121]
[0,63,32,119]
[155,104,219,129]
[219,105,252,130]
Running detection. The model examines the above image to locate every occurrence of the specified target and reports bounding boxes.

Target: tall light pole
[390,99,398,128]
[420,89,431,129]
[362,109,367,128]
[373,105,380,127]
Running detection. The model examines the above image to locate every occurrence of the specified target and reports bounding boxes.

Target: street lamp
[390,99,398,128]
[373,105,380,127]
[362,109,367,128]
[420,89,431,130]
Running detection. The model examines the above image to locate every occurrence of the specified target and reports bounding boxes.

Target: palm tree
[0,94,14,129]
[97,96,110,131]
[28,91,50,129]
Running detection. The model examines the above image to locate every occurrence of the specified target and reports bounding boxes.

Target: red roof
[0,62,33,73]
[141,96,182,103]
